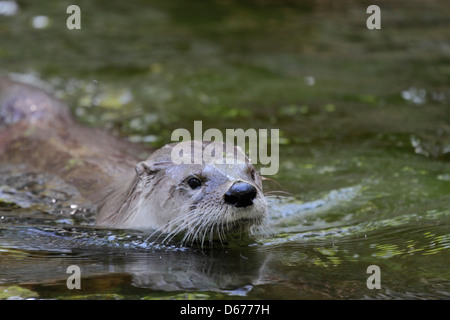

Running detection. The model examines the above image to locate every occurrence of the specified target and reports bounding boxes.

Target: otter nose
[224,182,257,208]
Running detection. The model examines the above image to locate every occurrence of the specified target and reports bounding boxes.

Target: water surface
[0,0,449,299]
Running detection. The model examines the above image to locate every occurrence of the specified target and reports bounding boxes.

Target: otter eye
[187,177,202,190]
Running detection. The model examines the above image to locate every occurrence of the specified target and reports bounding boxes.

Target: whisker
[144,195,269,249]
[261,176,285,191]
[264,190,293,197]
[143,201,199,244]
[153,208,201,245]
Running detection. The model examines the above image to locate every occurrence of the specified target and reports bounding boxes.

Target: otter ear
[135,161,171,177]
[135,161,155,176]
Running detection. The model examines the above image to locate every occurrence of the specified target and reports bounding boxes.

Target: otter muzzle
[224,181,257,208]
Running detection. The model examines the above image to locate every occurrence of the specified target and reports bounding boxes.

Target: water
[0,0,449,299]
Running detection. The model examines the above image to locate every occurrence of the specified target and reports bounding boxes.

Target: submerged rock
[0,286,39,300]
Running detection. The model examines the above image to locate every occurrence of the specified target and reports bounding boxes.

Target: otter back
[0,78,149,207]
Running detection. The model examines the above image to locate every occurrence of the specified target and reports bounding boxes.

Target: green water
[0,0,449,299]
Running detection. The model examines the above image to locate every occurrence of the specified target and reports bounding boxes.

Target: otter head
[113,140,267,245]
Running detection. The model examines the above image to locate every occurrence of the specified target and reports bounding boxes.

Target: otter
[97,140,267,244]
[0,78,267,244]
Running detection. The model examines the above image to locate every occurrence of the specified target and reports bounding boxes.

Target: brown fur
[0,79,267,242]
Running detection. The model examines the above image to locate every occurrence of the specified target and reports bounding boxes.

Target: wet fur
[97,141,268,245]
[0,79,268,246]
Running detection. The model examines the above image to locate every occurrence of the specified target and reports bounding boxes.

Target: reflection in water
[1,180,449,299]
[0,225,267,297]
